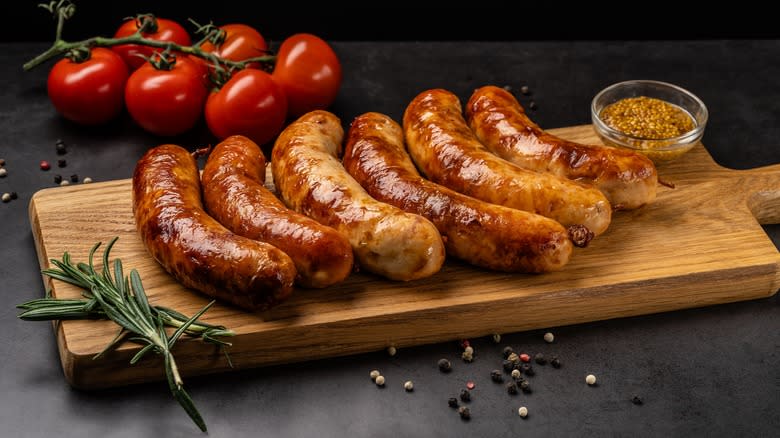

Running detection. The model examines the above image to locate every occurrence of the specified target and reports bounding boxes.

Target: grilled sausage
[272,110,445,281]
[133,144,296,311]
[466,85,657,209]
[202,135,354,288]
[403,89,612,236]
[343,112,580,272]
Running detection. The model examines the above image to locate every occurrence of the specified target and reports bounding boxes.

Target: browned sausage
[466,85,658,209]
[133,144,296,311]
[272,110,445,281]
[202,135,353,288]
[343,112,580,273]
[403,89,612,236]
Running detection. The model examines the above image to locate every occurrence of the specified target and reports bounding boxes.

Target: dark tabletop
[1,41,778,438]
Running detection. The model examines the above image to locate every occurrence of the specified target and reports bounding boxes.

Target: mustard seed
[586,374,597,385]
[404,381,414,392]
[369,370,380,381]
[83,177,93,184]
[0,168,6,178]
[511,369,521,380]
[600,96,695,139]
[543,332,554,343]
[1,193,10,203]
[387,346,396,356]
[60,180,70,186]
[375,375,386,386]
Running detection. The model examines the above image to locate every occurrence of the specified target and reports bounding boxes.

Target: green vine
[24,1,275,78]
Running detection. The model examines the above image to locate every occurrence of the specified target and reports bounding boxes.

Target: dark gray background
[1,40,778,437]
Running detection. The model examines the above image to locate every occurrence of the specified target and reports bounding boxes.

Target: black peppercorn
[535,353,547,365]
[70,174,78,182]
[458,406,471,420]
[448,397,459,408]
[53,174,62,184]
[57,159,67,168]
[529,101,538,110]
[438,358,452,373]
[506,382,518,395]
[502,359,514,372]
[632,395,643,405]
[521,363,534,376]
[56,142,67,155]
[490,369,503,383]
[502,346,514,358]
[551,357,561,368]
[10,192,17,200]
[519,379,531,393]
[460,389,471,402]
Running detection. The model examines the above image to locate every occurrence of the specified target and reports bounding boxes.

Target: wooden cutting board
[28,125,780,389]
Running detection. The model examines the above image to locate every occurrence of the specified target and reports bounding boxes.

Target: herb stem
[17,237,232,432]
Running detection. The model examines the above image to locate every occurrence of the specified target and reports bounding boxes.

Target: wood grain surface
[28,125,780,389]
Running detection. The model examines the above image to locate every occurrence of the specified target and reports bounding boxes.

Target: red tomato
[124,56,208,136]
[205,69,287,145]
[272,34,341,117]
[200,24,268,64]
[46,48,128,125]
[112,16,191,70]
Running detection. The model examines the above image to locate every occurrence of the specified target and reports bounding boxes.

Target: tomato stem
[24,3,276,73]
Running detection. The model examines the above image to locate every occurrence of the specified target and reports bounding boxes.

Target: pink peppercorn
[520,353,531,363]
[40,160,51,171]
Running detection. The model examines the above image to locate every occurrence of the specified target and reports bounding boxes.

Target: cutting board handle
[741,163,780,225]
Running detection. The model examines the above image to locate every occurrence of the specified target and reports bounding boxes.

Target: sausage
[343,112,580,273]
[466,85,657,209]
[202,135,354,288]
[403,89,612,236]
[272,110,445,281]
[132,144,296,311]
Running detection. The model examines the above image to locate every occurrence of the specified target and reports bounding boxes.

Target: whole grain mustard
[600,96,695,140]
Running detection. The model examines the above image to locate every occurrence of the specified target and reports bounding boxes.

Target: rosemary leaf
[17,237,233,432]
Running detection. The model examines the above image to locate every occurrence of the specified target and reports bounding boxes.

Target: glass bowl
[591,80,708,162]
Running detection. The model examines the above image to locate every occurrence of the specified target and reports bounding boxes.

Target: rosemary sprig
[17,237,235,432]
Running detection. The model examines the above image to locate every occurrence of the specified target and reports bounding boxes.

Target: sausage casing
[403,89,612,236]
[466,85,657,209]
[133,144,296,311]
[272,110,445,281]
[343,112,574,272]
[202,135,354,288]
